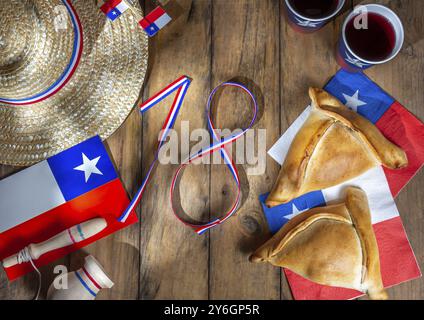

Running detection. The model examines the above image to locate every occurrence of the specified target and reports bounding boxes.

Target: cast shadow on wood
[235,209,274,256]
[214,76,265,223]
[69,242,142,299]
[209,76,271,253]
[0,264,46,300]
[214,76,265,128]
[230,76,265,225]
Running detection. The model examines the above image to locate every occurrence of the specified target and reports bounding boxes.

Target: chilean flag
[100,0,130,21]
[139,6,172,37]
[263,69,424,300]
[0,136,137,281]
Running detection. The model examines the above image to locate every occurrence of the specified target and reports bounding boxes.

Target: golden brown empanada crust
[265,88,407,207]
[251,187,387,300]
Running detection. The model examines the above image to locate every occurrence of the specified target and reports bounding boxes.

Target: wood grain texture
[209,0,281,299]
[0,0,423,300]
[69,106,143,300]
[138,0,211,300]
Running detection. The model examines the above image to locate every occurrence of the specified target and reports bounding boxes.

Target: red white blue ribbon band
[117,76,191,223]
[171,82,258,234]
[118,77,258,235]
[0,0,83,106]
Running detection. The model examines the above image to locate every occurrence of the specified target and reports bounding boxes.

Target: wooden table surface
[1,0,423,300]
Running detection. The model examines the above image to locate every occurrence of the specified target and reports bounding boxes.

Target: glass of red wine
[285,0,345,33]
[337,4,404,72]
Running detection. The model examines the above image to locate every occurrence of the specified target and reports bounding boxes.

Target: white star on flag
[74,153,103,183]
[284,203,309,220]
[342,90,367,112]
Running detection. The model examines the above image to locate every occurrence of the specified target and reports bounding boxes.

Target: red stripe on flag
[145,6,166,22]
[100,0,123,14]
[285,216,421,300]
[0,179,138,281]
[139,18,151,29]
[374,216,421,285]
[375,102,424,197]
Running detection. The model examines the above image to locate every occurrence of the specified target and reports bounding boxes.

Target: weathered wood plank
[68,106,144,300]
[138,0,211,299]
[209,0,281,299]
[0,0,423,301]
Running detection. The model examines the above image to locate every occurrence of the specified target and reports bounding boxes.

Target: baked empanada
[251,187,387,300]
[266,88,407,208]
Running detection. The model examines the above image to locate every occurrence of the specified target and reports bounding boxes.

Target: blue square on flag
[145,24,160,37]
[47,136,118,201]
[107,8,122,21]
[260,190,326,234]
[324,69,395,124]
[139,6,171,37]
[101,0,130,21]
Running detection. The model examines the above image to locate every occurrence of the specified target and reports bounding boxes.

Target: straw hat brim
[0,0,148,166]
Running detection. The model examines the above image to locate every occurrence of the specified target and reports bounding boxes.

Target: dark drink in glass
[345,12,396,62]
[288,0,339,20]
[285,0,345,33]
[338,4,404,71]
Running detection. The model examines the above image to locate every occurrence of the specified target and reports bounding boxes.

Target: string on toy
[16,247,41,300]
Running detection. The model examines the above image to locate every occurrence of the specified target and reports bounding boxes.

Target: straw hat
[0,0,148,166]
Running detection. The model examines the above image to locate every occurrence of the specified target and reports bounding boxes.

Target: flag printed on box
[262,69,423,300]
[0,136,137,281]
[101,0,130,21]
[139,6,172,37]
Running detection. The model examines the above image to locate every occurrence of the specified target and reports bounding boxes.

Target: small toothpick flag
[139,6,172,37]
[101,0,130,21]
[100,1,172,37]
